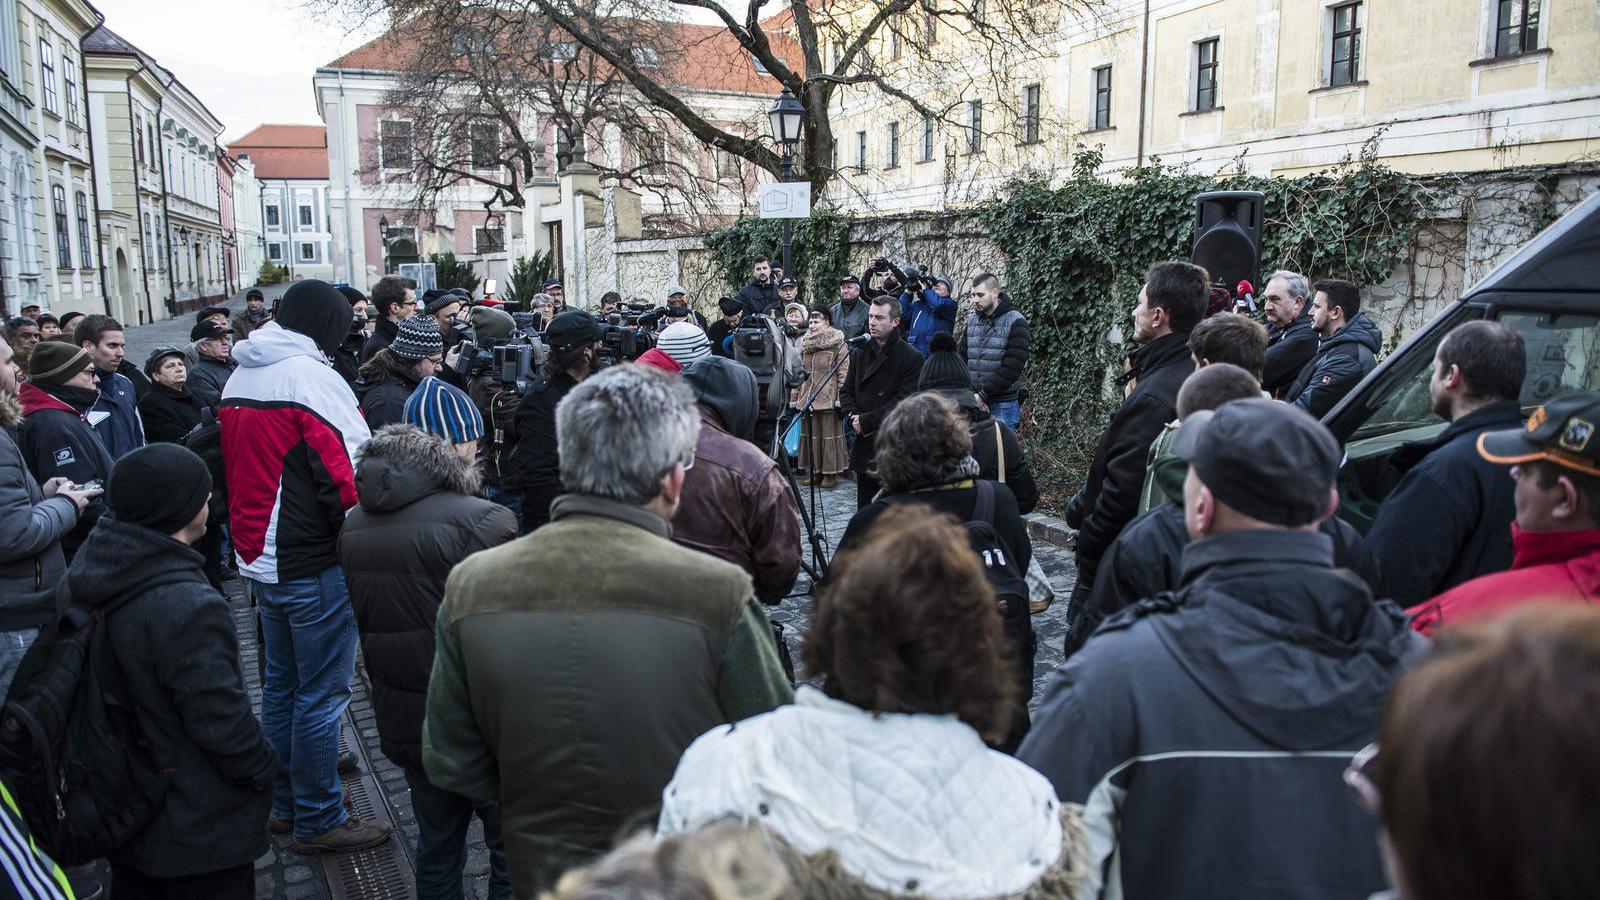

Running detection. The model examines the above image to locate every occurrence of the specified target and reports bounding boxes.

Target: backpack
[964,480,1031,636]
[182,409,227,523]
[0,588,171,865]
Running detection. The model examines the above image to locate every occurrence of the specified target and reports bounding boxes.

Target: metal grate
[321,716,417,900]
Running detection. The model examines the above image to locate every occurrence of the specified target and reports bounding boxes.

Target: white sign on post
[758,182,811,219]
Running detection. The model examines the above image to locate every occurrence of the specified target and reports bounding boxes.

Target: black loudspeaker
[1191,191,1263,290]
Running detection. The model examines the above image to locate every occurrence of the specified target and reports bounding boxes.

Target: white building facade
[228,124,333,282]
[231,152,263,283]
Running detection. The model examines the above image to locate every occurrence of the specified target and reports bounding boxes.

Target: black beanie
[276,280,350,357]
[918,331,970,391]
[109,444,213,535]
[336,285,368,307]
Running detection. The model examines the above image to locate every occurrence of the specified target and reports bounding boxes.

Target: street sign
[759,182,811,219]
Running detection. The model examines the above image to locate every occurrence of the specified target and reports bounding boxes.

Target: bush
[703,209,851,307]
[429,252,481,293]
[507,251,554,303]
[257,261,289,285]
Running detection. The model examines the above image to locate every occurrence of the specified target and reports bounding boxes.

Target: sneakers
[291,816,392,854]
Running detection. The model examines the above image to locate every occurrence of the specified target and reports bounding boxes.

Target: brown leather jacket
[675,407,802,605]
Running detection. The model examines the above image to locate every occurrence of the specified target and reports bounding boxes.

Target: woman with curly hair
[656,504,1083,899]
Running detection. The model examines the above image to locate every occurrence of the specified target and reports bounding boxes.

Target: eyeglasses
[1343,743,1381,815]
[425,355,444,366]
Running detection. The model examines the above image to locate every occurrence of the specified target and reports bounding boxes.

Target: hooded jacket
[959,294,1030,403]
[88,368,145,460]
[1287,313,1382,419]
[1064,331,1194,603]
[659,687,1086,900]
[68,517,276,877]
[1408,525,1600,634]
[423,492,794,896]
[137,382,205,445]
[16,382,113,559]
[1020,530,1427,900]
[220,320,369,584]
[1364,400,1523,606]
[0,392,76,614]
[339,426,516,771]
[676,358,802,605]
[1262,311,1317,398]
[902,287,957,357]
[183,350,235,413]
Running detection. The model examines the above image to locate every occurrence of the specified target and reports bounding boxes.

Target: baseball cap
[1479,392,1600,477]
[190,320,231,342]
[545,310,602,352]
[839,275,860,287]
[542,279,563,291]
[777,277,798,289]
[246,288,264,301]
[1178,399,1340,527]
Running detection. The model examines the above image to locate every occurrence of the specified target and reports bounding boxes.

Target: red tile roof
[227,125,329,180]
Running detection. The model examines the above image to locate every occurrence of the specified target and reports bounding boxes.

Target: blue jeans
[251,566,357,838]
[405,769,511,900]
[482,485,523,533]
[0,628,38,706]
[990,399,1022,431]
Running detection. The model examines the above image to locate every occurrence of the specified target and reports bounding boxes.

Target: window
[265,204,280,228]
[51,185,68,267]
[142,212,153,267]
[920,114,935,161]
[1194,38,1220,112]
[267,242,283,261]
[1495,0,1540,57]
[75,191,89,267]
[886,121,900,168]
[62,51,77,124]
[297,202,313,228]
[379,119,414,169]
[1093,65,1113,129]
[855,130,867,170]
[632,47,661,68]
[135,116,145,162]
[1329,2,1362,86]
[637,132,666,165]
[972,0,985,22]
[1022,83,1041,144]
[717,151,740,179]
[299,242,315,262]
[548,41,577,61]
[38,37,56,114]
[889,24,902,60]
[470,121,500,169]
[475,226,505,254]
[966,100,983,154]
[830,42,842,71]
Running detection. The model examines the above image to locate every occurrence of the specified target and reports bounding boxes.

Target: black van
[1326,189,1600,532]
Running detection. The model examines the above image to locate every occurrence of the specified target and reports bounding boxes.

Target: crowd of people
[0,246,1595,900]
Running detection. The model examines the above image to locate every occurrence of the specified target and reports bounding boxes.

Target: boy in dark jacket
[70,444,276,898]
[341,379,516,899]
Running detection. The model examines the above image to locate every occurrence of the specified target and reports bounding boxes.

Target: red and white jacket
[221,322,370,584]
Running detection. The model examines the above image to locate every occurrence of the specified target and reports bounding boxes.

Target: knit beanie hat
[658,322,711,367]
[276,279,351,357]
[390,315,444,362]
[421,289,458,315]
[28,342,93,386]
[402,376,483,443]
[469,306,516,342]
[918,331,971,392]
[108,444,213,535]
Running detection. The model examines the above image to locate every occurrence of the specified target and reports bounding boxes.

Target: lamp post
[766,87,804,278]
[378,215,390,273]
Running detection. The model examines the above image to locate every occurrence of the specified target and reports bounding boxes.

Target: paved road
[122,283,288,364]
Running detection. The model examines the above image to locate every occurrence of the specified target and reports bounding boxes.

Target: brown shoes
[290,816,392,854]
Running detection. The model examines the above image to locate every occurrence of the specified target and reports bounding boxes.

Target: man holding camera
[515,311,603,533]
[840,295,923,508]
[902,273,957,357]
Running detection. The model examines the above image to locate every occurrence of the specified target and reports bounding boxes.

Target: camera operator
[333,285,369,384]
[424,289,466,340]
[515,311,603,533]
[709,298,742,359]
[461,305,526,522]
[902,272,957,358]
[598,292,622,316]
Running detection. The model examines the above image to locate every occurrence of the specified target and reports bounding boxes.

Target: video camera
[595,303,656,367]
[458,332,545,393]
[732,314,791,426]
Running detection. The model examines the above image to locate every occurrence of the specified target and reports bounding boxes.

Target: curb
[1025,512,1076,550]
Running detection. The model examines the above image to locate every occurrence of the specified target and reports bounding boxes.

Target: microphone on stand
[846,333,874,346]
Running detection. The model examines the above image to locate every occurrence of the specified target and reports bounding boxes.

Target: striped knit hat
[390,315,444,362]
[657,322,711,367]
[402,376,484,444]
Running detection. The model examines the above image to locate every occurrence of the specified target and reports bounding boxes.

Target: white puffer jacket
[658,687,1066,900]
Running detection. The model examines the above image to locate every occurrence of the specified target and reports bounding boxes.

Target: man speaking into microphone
[839,295,923,508]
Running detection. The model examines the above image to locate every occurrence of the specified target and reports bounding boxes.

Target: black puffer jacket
[137,382,205,444]
[1288,313,1382,418]
[1065,332,1194,609]
[69,517,276,877]
[339,425,517,771]
[358,371,420,431]
[1262,311,1317,398]
[1072,501,1383,655]
[516,371,579,533]
[1021,530,1426,900]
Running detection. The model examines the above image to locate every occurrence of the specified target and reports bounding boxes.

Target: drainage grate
[320,716,417,900]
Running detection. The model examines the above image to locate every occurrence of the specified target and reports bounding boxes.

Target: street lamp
[378,215,390,273]
[766,87,804,278]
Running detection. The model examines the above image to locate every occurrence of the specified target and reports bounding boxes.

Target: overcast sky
[97,0,383,143]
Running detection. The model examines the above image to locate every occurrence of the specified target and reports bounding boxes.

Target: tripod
[770,341,852,586]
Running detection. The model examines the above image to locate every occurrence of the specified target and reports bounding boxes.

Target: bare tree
[316,0,1071,203]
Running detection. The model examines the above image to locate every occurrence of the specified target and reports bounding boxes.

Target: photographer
[862,256,907,302]
[597,292,622,316]
[903,273,957,357]
[515,311,603,533]
[463,306,526,521]
[333,285,369,384]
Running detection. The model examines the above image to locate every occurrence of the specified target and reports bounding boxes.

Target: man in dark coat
[16,342,114,559]
[1287,278,1382,418]
[185,320,236,413]
[735,255,780,319]
[957,273,1030,431]
[1063,261,1203,644]
[357,315,442,430]
[839,295,923,508]
[1366,320,1527,606]
[69,444,277,898]
[706,297,742,359]
[75,315,145,458]
[1021,400,1426,900]
[515,311,602,533]
[1260,270,1319,398]
[361,275,417,363]
[137,348,205,444]
[340,393,516,898]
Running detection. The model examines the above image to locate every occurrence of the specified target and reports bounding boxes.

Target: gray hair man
[422,364,794,898]
[1260,269,1317,398]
